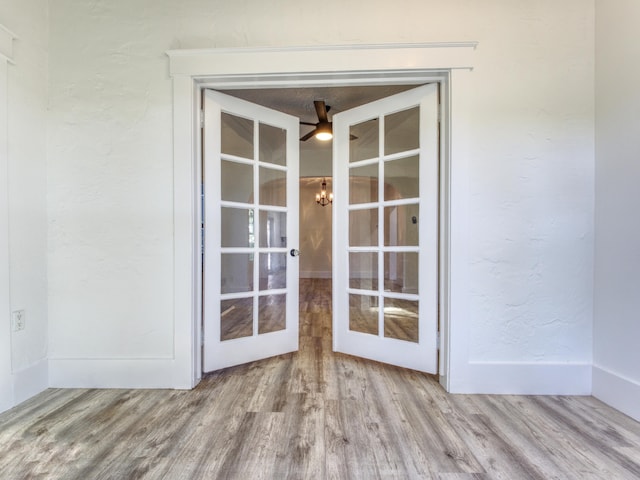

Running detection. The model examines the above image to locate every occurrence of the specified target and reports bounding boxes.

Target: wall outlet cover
[11,310,25,331]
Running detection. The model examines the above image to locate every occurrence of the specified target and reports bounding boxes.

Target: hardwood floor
[1,278,639,479]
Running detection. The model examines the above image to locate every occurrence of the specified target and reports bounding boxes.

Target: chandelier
[316,178,333,207]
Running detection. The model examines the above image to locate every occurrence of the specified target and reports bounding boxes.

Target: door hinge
[200,109,205,128]
[200,188,205,255]
[436,331,441,350]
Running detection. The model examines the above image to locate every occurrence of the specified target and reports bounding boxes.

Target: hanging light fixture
[316,178,333,207]
[314,122,333,141]
[300,101,333,142]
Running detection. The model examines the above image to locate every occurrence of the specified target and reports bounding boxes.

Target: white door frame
[166,43,477,390]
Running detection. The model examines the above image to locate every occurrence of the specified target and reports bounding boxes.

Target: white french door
[332,84,440,373]
[203,90,299,372]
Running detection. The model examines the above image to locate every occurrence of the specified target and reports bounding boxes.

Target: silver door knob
[290,249,300,257]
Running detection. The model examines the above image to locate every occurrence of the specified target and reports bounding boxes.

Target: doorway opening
[218,85,417,284]
[202,82,442,376]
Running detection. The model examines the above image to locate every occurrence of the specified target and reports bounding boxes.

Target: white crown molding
[0,23,17,64]
[166,42,478,77]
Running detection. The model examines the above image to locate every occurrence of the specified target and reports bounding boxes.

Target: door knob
[290,249,300,257]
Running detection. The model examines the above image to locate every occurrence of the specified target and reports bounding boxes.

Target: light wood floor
[1,279,639,479]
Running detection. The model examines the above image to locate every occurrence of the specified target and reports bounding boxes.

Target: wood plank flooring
[1,278,639,479]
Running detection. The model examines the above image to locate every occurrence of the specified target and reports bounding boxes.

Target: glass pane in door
[384,204,419,246]
[259,123,286,166]
[349,252,378,290]
[221,161,253,203]
[259,252,287,290]
[349,163,379,204]
[384,106,419,156]
[221,112,254,159]
[384,155,419,200]
[384,298,419,343]
[259,210,287,248]
[349,294,379,336]
[259,167,286,206]
[349,119,379,163]
[221,253,254,294]
[384,252,419,294]
[221,208,254,248]
[349,208,378,246]
[258,294,286,334]
[220,297,253,341]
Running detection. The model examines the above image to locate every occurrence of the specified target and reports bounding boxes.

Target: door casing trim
[166,43,477,390]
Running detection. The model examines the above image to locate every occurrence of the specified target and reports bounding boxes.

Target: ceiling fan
[300,100,333,142]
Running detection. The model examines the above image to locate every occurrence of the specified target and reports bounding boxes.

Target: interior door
[203,90,299,372]
[332,84,439,373]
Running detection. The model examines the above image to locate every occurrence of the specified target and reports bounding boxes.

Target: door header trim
[167,42,477,77]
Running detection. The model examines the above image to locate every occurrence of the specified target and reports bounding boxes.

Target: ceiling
[219,85,418,144]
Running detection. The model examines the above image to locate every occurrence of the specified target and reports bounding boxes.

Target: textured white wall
[47,2,175,359]
[0,0,49,413]
[47,0,595,391]
[593,0,640,420]
[464,9,594,364]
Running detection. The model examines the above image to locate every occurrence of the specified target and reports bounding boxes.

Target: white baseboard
[1,359,49,412]
[592,365,640,422]
[300,270,332,279]
[49,357,179,389]
[449,361,592,395]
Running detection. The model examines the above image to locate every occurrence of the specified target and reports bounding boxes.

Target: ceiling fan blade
[300,121,317,126]
[349,134,358,141]
[314,100,329,123]
[300,129,317,142]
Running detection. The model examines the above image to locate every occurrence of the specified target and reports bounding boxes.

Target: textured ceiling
[218,85,418,143]
[219,85,415,120]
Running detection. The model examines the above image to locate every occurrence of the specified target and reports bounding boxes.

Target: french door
[202,90,299,372]
[332,84,440,373]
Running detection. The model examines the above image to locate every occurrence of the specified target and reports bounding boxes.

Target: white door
[332,84,439,373]
[203,90,299,372]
